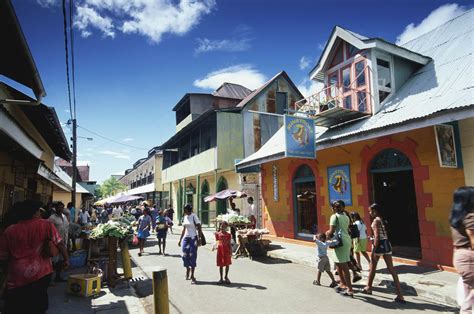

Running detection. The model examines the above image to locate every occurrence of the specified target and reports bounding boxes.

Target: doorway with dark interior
[370,149,421,259]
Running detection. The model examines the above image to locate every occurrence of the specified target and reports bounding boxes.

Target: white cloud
[64,109,70,113]
[98,150,130,159]
[122,137,134,142]
[396,4,467,45]
[193,64,266,90]
[299,56,311,70]
[74,4,115,38]
[195,38,251,54]
[318,43,325,50]
[71,0,215,43]
[297,78,324,98]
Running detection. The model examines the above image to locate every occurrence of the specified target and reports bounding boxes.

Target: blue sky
[9,0,472,183]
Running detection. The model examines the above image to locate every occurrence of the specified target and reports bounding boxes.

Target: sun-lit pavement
[129,232,457,314]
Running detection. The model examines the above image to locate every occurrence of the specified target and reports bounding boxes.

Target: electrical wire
[77,125,148,151]
[69,0,77,120]
[62,0,73,121]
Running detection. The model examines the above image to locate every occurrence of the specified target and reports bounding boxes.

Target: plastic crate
[67,274,101,297]
[69,250,87,268]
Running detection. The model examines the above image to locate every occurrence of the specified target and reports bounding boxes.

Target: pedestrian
[100,207,109,223]
[0,200,69,314]
[78,207,90,226]
[137,207,152,256]
[178,204,202,284]
[150,204,158,231]
[164,209,174,234]
[350,211,371,269]
[313,232,337,287]
[48,201,69,282]
[67,202,76,223]
[215,221,232,284]
[155,210,172,255]
[338,201,362,283]
[449,186,473,313]
[246,197,257,229]
[362,203,405,304]
[326,201,353,297]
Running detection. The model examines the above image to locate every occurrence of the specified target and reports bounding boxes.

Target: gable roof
[236,71,304,109]
[309,26,432,81]
[213,83,252,99]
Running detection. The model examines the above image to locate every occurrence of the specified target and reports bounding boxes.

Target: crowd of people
[0,186,471,313]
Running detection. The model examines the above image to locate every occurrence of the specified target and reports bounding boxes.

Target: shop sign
[327,164,352,206]
[272,164,279,202]
[434,124,458,168]
[239,173,259,185]
[284,115,316,159]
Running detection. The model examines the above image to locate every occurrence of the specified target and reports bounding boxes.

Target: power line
[77,125,148,151]
[62,0,73,121]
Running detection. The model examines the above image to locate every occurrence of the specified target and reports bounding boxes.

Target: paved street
[129,232,456,313]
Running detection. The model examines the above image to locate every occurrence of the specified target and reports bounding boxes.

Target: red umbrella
[204,189,247,202]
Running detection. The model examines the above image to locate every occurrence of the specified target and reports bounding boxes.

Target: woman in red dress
[215,221,232,284]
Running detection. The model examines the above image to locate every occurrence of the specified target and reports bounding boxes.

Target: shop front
[243,125,468,268]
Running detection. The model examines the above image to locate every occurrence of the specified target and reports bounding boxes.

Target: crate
[69,250,87,268]
[67,274,101,297]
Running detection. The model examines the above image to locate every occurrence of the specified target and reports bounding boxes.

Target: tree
[100,176,127,197]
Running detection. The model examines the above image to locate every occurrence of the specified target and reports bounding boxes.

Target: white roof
[238,9,474,168]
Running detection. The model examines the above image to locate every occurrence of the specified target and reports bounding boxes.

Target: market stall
[86,214,135,287]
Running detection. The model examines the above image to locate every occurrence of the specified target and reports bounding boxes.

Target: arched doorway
[216,177,227,215]
[370,149,421,258]
[201,180,210,225]
[293,165,317,239]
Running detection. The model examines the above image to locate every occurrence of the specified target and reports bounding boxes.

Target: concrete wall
[217,112,243,170]
[459,117,474,186]
[53,191,83,212]
[162,148,217,183]
[261,126,466,267]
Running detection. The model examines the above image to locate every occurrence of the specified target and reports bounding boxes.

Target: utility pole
[71,118,77,208]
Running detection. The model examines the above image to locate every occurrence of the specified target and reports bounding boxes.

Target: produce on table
[90,220,133,239]
[216,214,250,224]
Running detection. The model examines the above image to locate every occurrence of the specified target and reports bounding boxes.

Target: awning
[37,163,71,192]
[0,0,45,100]
[125,183,155,196]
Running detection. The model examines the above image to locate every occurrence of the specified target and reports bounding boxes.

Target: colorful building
[161,74,303,225]
[237,10,473,267]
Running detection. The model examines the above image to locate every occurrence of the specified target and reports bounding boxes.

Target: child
[155,210,172,255]
[350,212,371,270]
[313,233,337,287]
[215,221,232,284]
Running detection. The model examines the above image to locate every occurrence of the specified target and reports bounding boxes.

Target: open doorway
[293,165,317,239]
[371,149,421,259]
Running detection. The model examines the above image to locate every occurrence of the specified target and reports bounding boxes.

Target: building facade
[237,11,473,268]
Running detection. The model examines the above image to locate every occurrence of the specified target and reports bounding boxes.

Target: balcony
[161,147,217,183]
[293,67,372,128]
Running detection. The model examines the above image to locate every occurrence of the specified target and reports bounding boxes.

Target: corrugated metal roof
[213,82,252,100]
[318,9,474,144]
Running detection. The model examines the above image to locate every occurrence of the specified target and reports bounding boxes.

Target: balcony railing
[293,65,372,127]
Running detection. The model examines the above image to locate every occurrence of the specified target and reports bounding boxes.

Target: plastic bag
[132,235,139,246]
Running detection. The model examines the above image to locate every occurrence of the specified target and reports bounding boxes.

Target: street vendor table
[234,229,271,259]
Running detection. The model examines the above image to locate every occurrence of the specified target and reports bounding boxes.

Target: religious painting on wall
[434,124,457,168]
[327,164,352,206]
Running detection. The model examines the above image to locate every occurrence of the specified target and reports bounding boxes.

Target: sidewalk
[201,228,458,308]
[48,264,147,313]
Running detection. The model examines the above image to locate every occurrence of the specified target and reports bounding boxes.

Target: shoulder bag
[328,215,343,249]
[349,222,360,239]
[193,215,206,246]
[41,222,59,258]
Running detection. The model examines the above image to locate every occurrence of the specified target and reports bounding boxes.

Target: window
[346,43,358,57]
[377,58,392,103]
[328,72,338,98]
[357,91,367,112]
[355,61,365,87]
[343,95,352,109]
[276,92,287,114]
[342,66,351,93]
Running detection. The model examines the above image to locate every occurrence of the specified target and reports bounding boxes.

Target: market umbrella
[110,195,143,204]
[204,189,247,202]
[94,195,120,206]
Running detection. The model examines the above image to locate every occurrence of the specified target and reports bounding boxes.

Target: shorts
[316,256,330,272]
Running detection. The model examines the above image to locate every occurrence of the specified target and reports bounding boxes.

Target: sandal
[138,252,142,257]
[360,287,372,295]
[191,277,197,284]
[312,280,321,286]
[224,278,231,285]
[340,291,354,298]
[394,297,406,304]
[329,282,338,288]
[218,279,224,285]
[334,286,345,293]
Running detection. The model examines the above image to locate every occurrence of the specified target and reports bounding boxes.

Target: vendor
[246,197,257,229]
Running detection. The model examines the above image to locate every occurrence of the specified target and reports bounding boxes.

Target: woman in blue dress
[178,204,202,284]
[137,207,152,256]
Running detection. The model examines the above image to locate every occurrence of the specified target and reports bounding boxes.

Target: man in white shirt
[78,208,90,225]
[246,197,256,229]
[112,206,123,219]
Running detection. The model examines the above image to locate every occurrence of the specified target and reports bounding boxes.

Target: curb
[266,249,458,308]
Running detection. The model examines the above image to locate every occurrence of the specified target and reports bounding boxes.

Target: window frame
[375,54,394,105]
